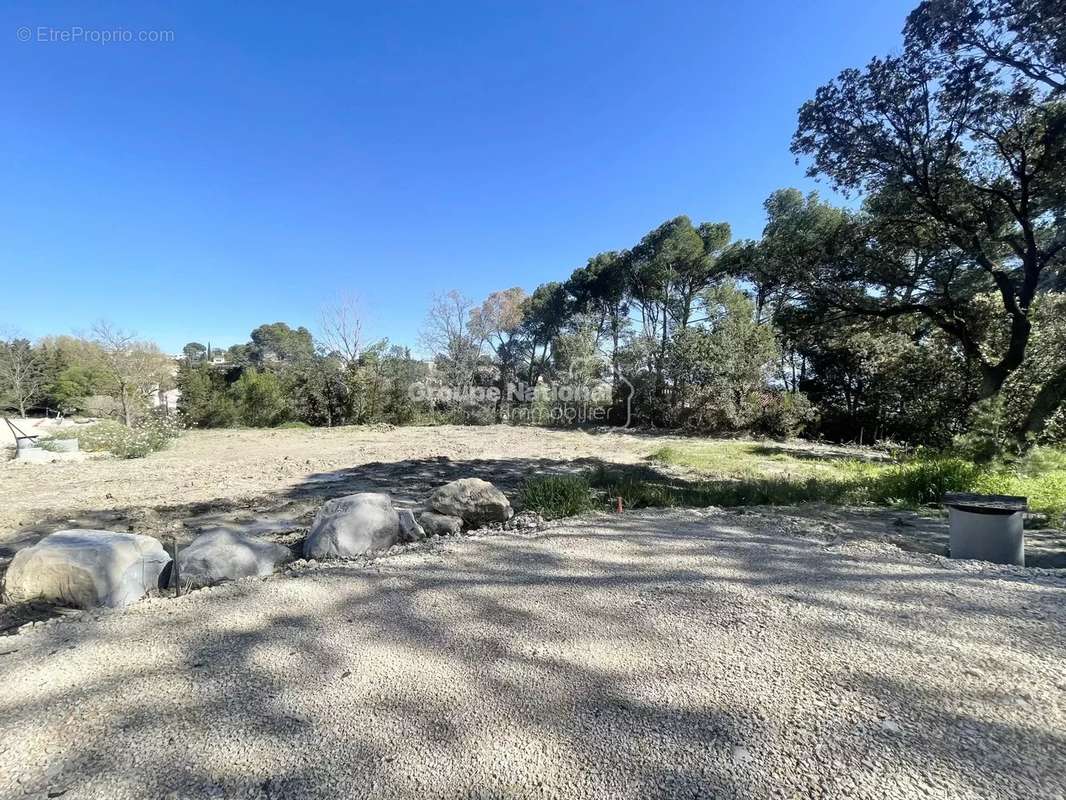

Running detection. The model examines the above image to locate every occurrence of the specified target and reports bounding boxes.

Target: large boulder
[396,509,425,543]
[177,529,293,588]
[420,511,463,537]
[304,493,400,559]
[428,478,513,527]
[3,530,171,609]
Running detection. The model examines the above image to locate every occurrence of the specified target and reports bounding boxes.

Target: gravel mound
[1,509,1063,799]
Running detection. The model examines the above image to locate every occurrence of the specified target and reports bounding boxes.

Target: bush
[231,369,289,428]
[274,420,311,429]
[518,474,597,519]
[61,414,181,459]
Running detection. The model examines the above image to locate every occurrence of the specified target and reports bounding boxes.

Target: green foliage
[48,364,99,412]
[231,368,289,427]
[249,322,315,365]
[791,0,1065,444]
[518,475,596,519]
[274,420,311,429]
[182,342,207,362]
[0,338,46,416]
[61,413,181,459]
[869,458,986,506]
[645,441,1066,526]
[176,363,238,428]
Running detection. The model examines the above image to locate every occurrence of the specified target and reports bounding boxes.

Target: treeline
[176,322,431,428]
[0,324,173,425]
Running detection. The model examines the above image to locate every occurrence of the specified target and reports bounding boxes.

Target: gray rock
[304,493,400,559]
[3,530,171,608]
[420,511,463,536]
[504,511,545,531]
[177,529,293,588]
[397,509,425,543]
[428,478,513,526]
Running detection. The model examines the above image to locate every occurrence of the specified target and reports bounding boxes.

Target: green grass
[274,420,312,430]
[519,441,1066,526]
[517,474,597,519]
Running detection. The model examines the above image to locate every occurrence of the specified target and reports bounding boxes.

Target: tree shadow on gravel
[0,530,765,798]
[1,510,1063,798]
[4,451,1064,629]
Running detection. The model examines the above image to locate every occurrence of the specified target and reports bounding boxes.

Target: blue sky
[2,0,915,354]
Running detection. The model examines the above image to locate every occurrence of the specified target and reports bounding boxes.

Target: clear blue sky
[2,1,914,354]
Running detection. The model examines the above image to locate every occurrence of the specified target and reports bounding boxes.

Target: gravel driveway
[1,509,1063,799]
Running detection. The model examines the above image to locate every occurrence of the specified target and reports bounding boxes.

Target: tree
[723,190,848,324]
[182,342,207,363]
[470,288,527,415]
[0,337,45,417]
[519,282,570,384]
[668,284,782,431]
[419,290,481,390]
[905,0,1065,95]
[91,322,173,427]
[36,335,108,413]
[792,0,1066,442]
[470,288,526,364]
[249,323,315,365]
[566,251,632,404]
[230,368,288,427]
[176,362,238,427]
[319,293,363,368]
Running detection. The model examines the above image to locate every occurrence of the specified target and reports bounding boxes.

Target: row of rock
[2,478,516,610]
[305,478,513,558]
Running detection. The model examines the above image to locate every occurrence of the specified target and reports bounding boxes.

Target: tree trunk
[1019,364,1066,443]
[121,386,132,428]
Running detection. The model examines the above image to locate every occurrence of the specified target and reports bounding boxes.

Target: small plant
[518,474,597,519]
[61,414,182,459]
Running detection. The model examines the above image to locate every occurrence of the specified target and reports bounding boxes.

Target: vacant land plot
[0,425,660,540]
[2,509,1064,799]
[2,426,1064,568]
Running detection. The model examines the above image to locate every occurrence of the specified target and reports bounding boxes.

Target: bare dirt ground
[0,425,658,543]
[1,509,1064,799]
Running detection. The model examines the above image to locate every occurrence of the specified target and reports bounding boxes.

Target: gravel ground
[1,508,1063,800]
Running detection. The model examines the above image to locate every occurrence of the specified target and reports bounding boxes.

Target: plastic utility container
[944,493,1027,566]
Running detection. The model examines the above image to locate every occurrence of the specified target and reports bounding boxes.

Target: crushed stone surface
[1,508,1063,799]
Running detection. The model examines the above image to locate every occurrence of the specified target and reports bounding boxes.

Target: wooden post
[170,536,181,597]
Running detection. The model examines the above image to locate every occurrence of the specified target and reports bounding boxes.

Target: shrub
[275,420,312,429]
[231,369,289,428]
[61,414,181,459]
[518,474,597,519]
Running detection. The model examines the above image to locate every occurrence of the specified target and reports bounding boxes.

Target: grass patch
[523,441,1066,527]
[517,474,597,519]
[274,421,312,430]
